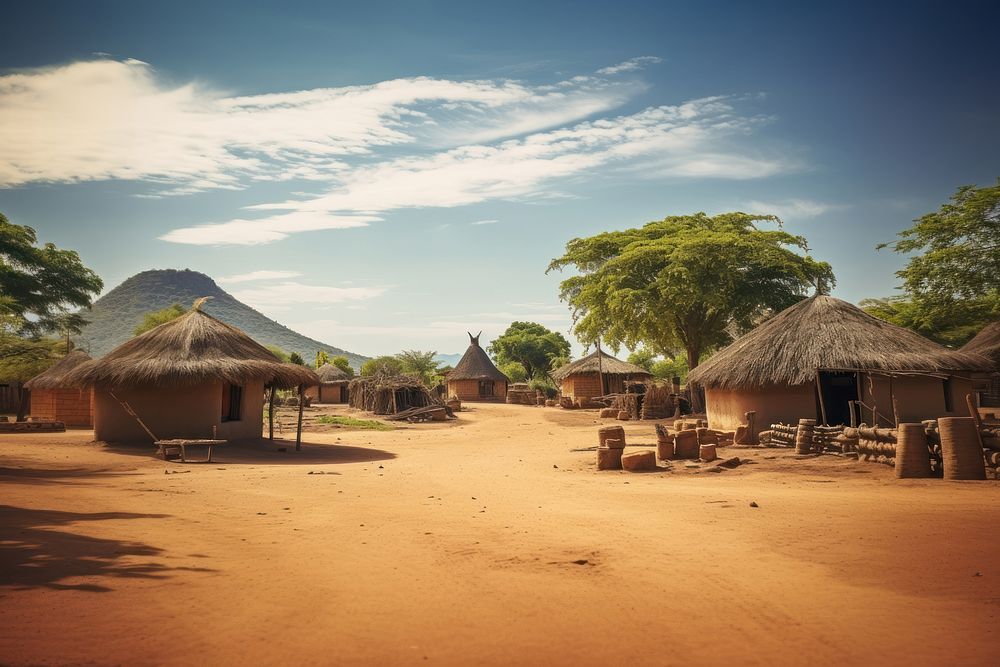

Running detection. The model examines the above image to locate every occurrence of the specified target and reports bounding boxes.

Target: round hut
[63,302,317,442]
[686,295,991,435]
[962,321,1000,409]
[551,350,652,401]
[446,332,509,401]
[305,363,352,404]
[24,350,94,427]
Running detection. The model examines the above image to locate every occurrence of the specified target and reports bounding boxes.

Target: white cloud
[217,270,302,283]
[228,281,387,317]
[469,219,499,226]
[0,58,643,192]
[743,198,846,219]
[597,56,663,76]
[165,96,793,245]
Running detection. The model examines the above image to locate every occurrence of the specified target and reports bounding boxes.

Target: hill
[74,269,368,368]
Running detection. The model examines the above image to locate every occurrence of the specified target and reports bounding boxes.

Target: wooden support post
[295,385,304,451]
[268,385,275,441]
[889,375,899,428]
[815,376,828,426]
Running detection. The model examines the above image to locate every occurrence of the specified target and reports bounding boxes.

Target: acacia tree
[395,350,440,386]
[547,212,834,372]
[869,180,1000,343]
[330,355,355,377]
[488,322,571,380]
[134,303,186,336]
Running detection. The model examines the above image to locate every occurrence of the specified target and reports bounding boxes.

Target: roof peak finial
[192,296,213,311]
[468,330,482,346]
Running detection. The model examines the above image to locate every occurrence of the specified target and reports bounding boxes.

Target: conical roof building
[446,332,509,401]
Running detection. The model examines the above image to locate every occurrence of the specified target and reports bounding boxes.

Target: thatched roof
[447,332,509,382]
[25,350,92,390]
[316,363,352,383]
[687,295,992,389]
[961,321,1000,368]
[551,349,653,381]
[63,305,318,389]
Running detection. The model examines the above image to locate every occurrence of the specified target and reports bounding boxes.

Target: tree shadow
[0,466,137,486]
[0,505,214,592]
[100,438,397,465]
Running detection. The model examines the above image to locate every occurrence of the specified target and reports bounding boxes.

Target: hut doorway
[341,385,349,403]
[817,371,859,425]
[478,380,495,398]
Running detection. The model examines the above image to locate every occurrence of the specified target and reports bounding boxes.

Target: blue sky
[1,1,998,357]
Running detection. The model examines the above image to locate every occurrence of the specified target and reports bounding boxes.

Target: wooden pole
[815,376,828,426]
[889,375,899,428]
[268,385,275,441]
[596,339,606,395]
[295,385,304,451]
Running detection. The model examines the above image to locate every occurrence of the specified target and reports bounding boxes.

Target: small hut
[446,332,509,401]
[962,321,1000,408]
[24,350,94,427]
[551,350,652,401]
[305,364,352,404]
[687,295,991,435]
[63,302,317,442]
[348,372,440,415]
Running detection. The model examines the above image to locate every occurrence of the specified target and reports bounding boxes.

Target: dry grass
[24,350,91,390]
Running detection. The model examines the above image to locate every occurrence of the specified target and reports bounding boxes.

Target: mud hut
[24,350,94,427]
[962,321,1000,408]
[446,332,509,401]
[305,363,352,404]
[686,295,991,434]
[551,350,652,401]
[63,302,317,442]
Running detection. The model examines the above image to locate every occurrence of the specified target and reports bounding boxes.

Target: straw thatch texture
[62,307,317,390]
[687,296,990,389]
[448,332,509,382]
[550,350,653,381]
[961,321,1000,368]
[348,372,441,415]
[25,350,92,390]
[316,363,352,382]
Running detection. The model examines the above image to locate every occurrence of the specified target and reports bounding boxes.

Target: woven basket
[795,418,816,454]
[939,417,986,480]
[894,423,931,478]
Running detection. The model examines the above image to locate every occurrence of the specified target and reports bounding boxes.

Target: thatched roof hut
[24,350,94,428]
[306,363,353,404]
[446,332,509,401]
[962,321,1000,409]
[551,349,652,400]
[63,304,317,443]
[25,350,92,390]
[687,295,992,433]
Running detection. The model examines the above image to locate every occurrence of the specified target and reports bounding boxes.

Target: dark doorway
[478,380,494,398]
[341,385,349,403]
[818,372,859,425]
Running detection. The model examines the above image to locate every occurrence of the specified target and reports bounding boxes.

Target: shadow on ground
[100,438,397,466]
[0,505,214,592]
[0,466,138,486]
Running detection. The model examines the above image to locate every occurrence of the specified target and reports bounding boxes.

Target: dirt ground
[1,402,998,666]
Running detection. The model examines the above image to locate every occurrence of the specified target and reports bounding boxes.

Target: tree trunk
[15,385,28,422]
[686,346,705,414]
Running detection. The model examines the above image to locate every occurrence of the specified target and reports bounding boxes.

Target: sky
[1,0,998,358]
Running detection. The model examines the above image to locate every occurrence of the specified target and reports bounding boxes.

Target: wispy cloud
[228,281,388,310]
[469,219,499,226]
[217,269,302,283]
[597,56,663,76]
[742,198,846,220]
[166,97,794,245]
[0,58,643,193]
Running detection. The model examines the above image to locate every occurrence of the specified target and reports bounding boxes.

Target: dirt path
[1,403,998,666]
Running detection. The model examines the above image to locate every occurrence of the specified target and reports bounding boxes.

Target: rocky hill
[74,269,368,368]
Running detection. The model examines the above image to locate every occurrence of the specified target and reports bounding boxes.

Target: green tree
[547,212,833,372]
[0,212,103,336]
[0,311,66,420]
[488,322,572,380]
[267,345,291,362]
[134,303,186,336]
[395,350,440,386]
[330,355,355,377]
[289,351,305,365]
[548,355,570,375]
[360,355,404,377]
[498,361,528,383]
[871,180,1000,344]
[650,353,690,383]
[314,350,331,369]
[626,347,656,372]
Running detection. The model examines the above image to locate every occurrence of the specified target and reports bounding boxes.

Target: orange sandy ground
[1,403,998,666]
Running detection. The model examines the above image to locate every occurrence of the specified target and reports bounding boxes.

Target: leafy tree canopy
[871,181,1000,345]
[626,347,656,372]
[498,361,528,383]
[650,353,691,383]
[315,350,331,369]
[267,345,290,362]
[289,351,305,366]
[0,212,103,336]
[134,303,186,336]
[547,212,834,370]
[360,355,404,377]
[395,350,440,387]
[488,321,571,380]
[330,355,355,377]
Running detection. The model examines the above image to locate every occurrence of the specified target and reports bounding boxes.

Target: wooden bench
[155,439,226,463]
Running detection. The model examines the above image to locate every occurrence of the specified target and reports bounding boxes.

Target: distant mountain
[74,269,368,369]
[433,353,463,367]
